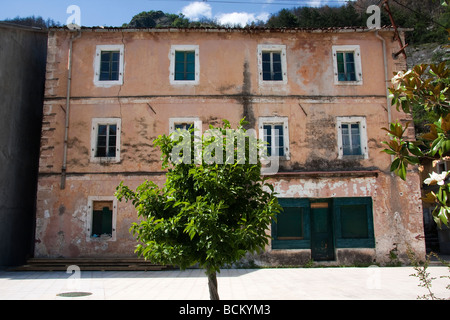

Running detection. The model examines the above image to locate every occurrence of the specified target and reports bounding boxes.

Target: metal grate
[57,292,92,298]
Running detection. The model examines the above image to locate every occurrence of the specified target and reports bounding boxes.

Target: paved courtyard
[0,266,448,300]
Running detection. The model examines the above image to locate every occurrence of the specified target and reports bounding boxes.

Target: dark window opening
[96,124,117,158]
[99,51,120,81]
[92,201,113,238]
[336,51,356,82]
[263,124,284,157]
[341,123,362,156]
[262,51,283,81]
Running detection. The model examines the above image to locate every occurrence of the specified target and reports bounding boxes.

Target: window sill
[334,81,363,86]
[90,157,120,164]
[340,155,366,160]
[259,80,288,86]
[90,234,113,241]
[170,79,199,86]
[263,155,290,161]
[94,80,123,87]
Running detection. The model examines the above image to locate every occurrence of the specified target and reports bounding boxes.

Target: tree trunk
[206,270,220,300]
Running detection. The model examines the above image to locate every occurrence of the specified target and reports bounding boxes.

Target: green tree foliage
[115,119,281,300]
[123,10,221,28]
[382,61,450,227]
[267,4,364,28]
[123,10,190,28]
[121,1,450,42]
[266,9,299,28]
[266,1,449,45]
[386,0,450,45]
[1,15,60,28]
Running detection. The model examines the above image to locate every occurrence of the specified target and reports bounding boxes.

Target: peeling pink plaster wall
[35,28,425,265]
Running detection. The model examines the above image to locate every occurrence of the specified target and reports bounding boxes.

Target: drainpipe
[61,30,81,190]
[375,30,394,164]
[375,30,391,125]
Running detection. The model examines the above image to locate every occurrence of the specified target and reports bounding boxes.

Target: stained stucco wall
[35,28,425,265]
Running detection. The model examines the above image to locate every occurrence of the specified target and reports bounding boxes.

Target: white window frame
[435,160,448,174]
[258,116,290,160]
[86,196,117,241]
[336,116,368,159]
[90,118,121,163]
[257,44,288,86]
[169,45,200,85]
[93,44,124,87]
[332,45,363,85]
[169,117,202,134]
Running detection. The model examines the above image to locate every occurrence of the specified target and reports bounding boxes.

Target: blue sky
[0,0,349,27]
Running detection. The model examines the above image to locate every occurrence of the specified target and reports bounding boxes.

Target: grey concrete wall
[0,23,48,268]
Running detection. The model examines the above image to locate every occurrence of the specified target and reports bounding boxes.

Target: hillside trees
[266,0,449,45]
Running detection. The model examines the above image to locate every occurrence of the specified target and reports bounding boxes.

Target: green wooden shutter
[92,210,103,236]
[272,198,310,249]
[333,197,374,248]
[277,207,304,239]
[92,206,113,237]
[340,204,368,238]
[101,207,113,235]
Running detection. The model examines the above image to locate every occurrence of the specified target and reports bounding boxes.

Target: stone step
[12,258,169,271]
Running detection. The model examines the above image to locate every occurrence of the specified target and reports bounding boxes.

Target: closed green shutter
[175,51,195,81]
[276,207,303,239]
[274,197,375,251]
[91,206,113,237]
[101,207,113,235]
[92,210,103,236]
[272,198,310,249]
[334,197,374,248]
[340,204,368,239]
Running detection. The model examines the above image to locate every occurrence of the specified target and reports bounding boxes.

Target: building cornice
[49,26,413,34]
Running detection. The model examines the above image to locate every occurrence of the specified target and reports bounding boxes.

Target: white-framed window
[90,118,121,163]
[169,117,202,134]
[257,44,288,86]
[86,196,117,241]
[435,160,448,174]
[258,116,290,160]
[169,45,200,85]
[93,44,124,87]
[336,116,368,159]
[332,45,362,85]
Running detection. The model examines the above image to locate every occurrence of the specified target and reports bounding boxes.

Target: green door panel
[310,202,335,261]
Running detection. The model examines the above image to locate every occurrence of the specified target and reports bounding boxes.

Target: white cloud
[180,1,269,27]
[309,0,348,6]
[308,0,322,7]
[181,2,212,21]
[216,12,269,27]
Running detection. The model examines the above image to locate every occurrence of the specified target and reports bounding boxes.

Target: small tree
[115,119,281,300]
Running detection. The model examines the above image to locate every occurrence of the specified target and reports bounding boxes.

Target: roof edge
[48,25,413,33]
[0,21,48,33]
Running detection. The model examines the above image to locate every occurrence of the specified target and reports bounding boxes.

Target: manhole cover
[57,292,92,298]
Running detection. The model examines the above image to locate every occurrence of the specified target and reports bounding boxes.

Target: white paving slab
[0,267,448,300]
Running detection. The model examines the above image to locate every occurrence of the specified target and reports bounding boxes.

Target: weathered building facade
[35,26,425,266]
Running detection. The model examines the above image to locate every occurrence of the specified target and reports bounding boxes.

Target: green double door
[310,201,335,261]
